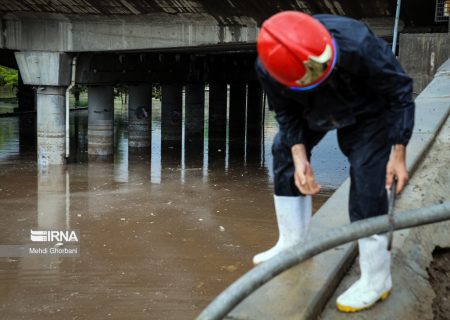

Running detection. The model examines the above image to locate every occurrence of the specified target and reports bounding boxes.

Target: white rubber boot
[336,234,392,312]
[253,195,312,265]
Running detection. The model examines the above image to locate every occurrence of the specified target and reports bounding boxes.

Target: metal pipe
[197,201,450,320]
[65,56,77,159]
[392,0,402,54]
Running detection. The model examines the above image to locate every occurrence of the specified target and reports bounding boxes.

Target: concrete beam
[0,1,436,53]
[75,52,258,86]
[3,13,258,52]
[14,51,72,86]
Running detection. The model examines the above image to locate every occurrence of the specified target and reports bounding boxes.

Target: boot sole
[336,290,391,313]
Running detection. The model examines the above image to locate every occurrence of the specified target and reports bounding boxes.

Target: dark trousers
[272,113,390,222]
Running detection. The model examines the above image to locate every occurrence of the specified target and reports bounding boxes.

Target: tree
[0,66,18,89]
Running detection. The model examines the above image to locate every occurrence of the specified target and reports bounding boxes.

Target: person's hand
[386,144,408,194]
[294,161,321,195]
[291,144,321,195]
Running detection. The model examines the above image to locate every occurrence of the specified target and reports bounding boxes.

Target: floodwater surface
[0,98,348,319]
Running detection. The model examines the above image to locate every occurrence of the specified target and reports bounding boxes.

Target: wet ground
[0,97,348,319]
[429,248,450,320]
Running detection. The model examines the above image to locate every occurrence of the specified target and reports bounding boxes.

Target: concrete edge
[304,242,357,319]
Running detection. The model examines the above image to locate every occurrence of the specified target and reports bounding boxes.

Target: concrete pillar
[208,82,227,160]
[246,82,263,164]
[185,83,205,167]
[88,86,114,157]
[14,51,72,166]
[161,83,182,164]
[128,84,152,148]
[36,86,66,166]
[229,82,247,160]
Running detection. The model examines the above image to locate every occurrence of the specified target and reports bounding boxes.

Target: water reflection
[0,96,348,188]
[37,166,70,229]
[0,117,19,161]
[0,94,349,319]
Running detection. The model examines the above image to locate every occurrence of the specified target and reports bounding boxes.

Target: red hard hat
[257,11,337,90]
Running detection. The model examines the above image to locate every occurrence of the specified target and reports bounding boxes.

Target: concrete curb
[227,60,450,320]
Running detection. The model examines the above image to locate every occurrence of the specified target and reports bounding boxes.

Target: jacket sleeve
[359,34,415,146]
[255,59,305,147]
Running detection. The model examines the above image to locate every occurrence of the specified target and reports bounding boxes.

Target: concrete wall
[399,33,450,94]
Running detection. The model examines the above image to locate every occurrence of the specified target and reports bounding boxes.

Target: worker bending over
[254,11,414,312]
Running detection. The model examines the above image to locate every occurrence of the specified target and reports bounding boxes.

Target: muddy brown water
[0,99,348,319]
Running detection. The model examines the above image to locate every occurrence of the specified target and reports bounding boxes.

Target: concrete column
[36,86,66,166]
[208,82,227,159]
[161,84,182,164]
[229,82,247,160]
[14,51,72,166]
[246,82,263,164]
[185,83,205,166]
[128,84,152,148]
[88,86,114,156]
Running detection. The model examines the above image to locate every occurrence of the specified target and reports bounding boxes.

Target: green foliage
[0,66,18,89]
[152,85,161,100]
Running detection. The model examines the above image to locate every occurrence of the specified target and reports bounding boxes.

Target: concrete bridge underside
[0,0,444,52]
[0,0,446,166]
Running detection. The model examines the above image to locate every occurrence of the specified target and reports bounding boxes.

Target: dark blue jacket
[256,14,415,147]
